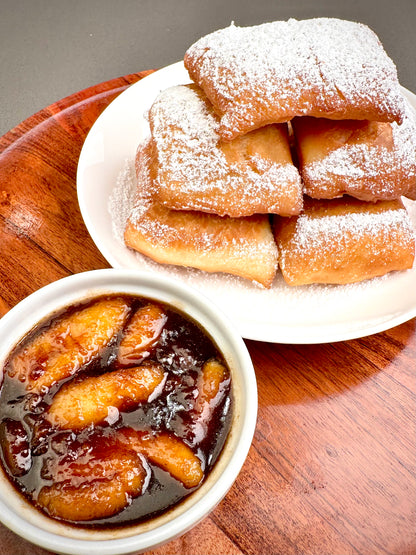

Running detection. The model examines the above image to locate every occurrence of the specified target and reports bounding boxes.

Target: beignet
[274,197,415,286]
[184,18,406,140]
[148,83,303,217]
[292,104,416,201]
[124,140,278,288]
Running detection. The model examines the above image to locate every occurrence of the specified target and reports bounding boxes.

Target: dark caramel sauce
[0,295,232,528]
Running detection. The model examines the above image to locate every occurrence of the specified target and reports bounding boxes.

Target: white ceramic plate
[77,61,416,344]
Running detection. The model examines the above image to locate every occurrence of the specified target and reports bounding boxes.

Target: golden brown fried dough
[292,109,416,201]
[117,303,167,366]
[46,362,165,429]
[8,298,131,393]
[184,19,406,140]
[148,83,302,217]
[124,140,278,288]
[274,197,415,286]
[37,442,146,521]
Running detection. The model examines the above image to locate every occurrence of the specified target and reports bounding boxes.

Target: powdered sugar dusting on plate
[109,158,138,243]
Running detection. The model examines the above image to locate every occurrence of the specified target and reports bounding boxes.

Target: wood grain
[0,73,415,555]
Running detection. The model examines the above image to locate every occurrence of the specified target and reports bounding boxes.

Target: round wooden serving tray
[0,73,415,555]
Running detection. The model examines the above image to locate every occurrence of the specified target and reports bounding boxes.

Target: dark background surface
[1,0,415,136]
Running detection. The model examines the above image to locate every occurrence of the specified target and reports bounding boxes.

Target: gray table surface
[1,0,415,137]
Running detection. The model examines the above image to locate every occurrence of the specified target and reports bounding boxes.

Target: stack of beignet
[124,18,416,287]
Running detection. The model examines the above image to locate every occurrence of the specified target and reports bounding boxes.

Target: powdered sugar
[300,208,411,241]
[281,207,414,260]
[110,157,416,277]
[109,157,140,243]
[303,100,416,197]
[121,142,278,287]
[108,159,284,282]
[149,84,302,216]
[185,19,406,139]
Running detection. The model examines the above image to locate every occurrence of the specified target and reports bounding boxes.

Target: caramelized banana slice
[38,479,133,521]
[117,303,167,366]
[8,298,131,393]
[194,359,229,415]
[46,363,165,429]
[190,359,230,444]
[37,442,146,521]
[121,428,203,488]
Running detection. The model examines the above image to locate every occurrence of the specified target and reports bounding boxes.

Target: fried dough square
[184,19,406,140]
[274,197,415,286]
[292,104,416,202]
[124,140,278,288]
[148,83,303,217]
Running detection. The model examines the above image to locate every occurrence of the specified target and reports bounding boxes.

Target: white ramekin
[0,269,257,555]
